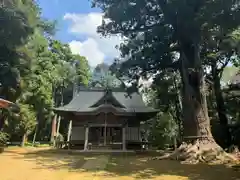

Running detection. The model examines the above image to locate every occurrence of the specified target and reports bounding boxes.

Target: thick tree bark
[180,46,213,142]
[159,42,237,163]
[212,66,231,148]
[157,45,237,163]
[173,75,183,141]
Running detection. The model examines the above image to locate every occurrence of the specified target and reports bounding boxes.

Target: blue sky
[38,0,121,67]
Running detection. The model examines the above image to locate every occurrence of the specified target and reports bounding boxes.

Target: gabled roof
[90,90,125,108]
[54,90,104,112]
[54,87,158,115]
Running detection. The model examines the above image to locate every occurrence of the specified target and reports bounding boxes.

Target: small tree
[148,112,178,150]
[90,63,122,88]
[16,104,36,146]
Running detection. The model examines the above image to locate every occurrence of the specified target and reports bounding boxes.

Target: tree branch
[217,55,232,78]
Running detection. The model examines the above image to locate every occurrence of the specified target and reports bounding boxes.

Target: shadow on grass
[10,149,240,180]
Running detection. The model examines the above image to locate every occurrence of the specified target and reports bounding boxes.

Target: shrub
[0,132,9,146]
[148,113,178,149]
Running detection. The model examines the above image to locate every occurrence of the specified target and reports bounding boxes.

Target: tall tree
[0,0,40,130]
[90,63,122,88]
[93,0,240,162]
[144,71,182,148]
[1,0,33,99]
[203,30,240,148]
[73,54,90,86]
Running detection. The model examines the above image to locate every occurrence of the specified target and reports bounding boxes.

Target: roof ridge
[77,86,127,92]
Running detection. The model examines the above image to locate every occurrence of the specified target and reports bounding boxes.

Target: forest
[0,0,90,146]
[0,0,240,164]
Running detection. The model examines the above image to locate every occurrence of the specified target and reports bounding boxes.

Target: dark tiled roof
[54,90,104,112]
[54,87,158,114]
[112,92,156,112]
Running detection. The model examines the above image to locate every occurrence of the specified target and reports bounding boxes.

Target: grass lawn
[0,147,239,180]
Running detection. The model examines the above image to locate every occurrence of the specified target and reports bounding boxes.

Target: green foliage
[144,77,180,149]
[0,0,91,143]
[0,0,43,101]
[90,63,122,88]
[148,113,178,149]
[16,104,36,135]
[93,0,240,84]
[74,55,91,86]
[222,66,240,86]
[93,0,240,146]
[0,132,9,146]
[23,141,49,147]
[0,0,38,47]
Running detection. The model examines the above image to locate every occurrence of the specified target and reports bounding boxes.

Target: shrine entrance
[89,127,122,147]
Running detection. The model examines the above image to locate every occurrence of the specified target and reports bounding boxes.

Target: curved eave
[0,98,14,108]
[135,110,159,121]
[0,98,20,113]
[53,105,128,116]
[53,106,159,119]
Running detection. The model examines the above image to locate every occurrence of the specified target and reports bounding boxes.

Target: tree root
[153,139,238,164]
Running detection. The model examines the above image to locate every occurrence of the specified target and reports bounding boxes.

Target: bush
[0,132,9,146]
[0,132,9,153]
[148,113,178,149]
[56,133,64,142]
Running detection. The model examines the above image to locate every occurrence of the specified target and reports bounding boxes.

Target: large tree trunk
[212,66,231,148]
[159,43,237,164]
[181,45,212,142]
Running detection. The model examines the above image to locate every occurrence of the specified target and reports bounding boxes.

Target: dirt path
[0,148,95,180]
[0,148,239,180]
[82,155,110,170]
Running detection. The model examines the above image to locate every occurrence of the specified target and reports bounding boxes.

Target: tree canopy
[92,0,240,163]
[0,0,91,145]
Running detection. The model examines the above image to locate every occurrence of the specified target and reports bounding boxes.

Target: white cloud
[69,39,105,67]
[64,12,121,67]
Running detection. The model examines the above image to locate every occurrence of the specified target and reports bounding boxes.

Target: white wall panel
[71,126,85,140]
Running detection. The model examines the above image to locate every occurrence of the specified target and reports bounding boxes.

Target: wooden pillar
[84,125,89,151]
[51,114,57,143]
[56,115,61,137]
[104,113,107,146]
[122,126,126,150]
[67,120,72,142]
